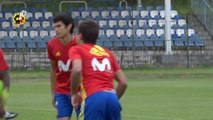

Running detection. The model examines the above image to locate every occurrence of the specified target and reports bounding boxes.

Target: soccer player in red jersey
[0,48,18,119]
[69,20,127,120]
[47,14,77,120]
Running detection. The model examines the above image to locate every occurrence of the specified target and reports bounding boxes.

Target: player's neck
[59,34,73,45]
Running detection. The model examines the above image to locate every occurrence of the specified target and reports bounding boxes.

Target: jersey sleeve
[47,43,54,60]
[0,49,9,71]
[69,46,82,61]
[110,52,121,72]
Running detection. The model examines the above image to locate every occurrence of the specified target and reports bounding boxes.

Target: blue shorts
[76,91,121,120]
[54,94,73,118]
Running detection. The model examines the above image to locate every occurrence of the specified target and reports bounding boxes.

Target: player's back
[70,44,120,99]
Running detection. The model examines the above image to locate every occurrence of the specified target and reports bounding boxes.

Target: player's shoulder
[47,37,58,47]
[48,37,58,45]
[0,48,3,55]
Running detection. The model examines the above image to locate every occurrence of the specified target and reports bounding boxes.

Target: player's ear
[67,24,72,31]
[78,33,83,41]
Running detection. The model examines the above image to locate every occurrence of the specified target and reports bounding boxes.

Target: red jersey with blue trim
[69,44,120,100]
[47,36,77,94]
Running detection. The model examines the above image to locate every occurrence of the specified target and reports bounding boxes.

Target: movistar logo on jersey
[58,60,71,72]
[91,58,111,72]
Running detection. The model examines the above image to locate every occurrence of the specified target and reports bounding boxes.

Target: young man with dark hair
[0,48,18,120]
[69,20,127,120]
[47,13,77,120]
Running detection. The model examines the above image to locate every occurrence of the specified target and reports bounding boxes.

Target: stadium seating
[0,6,205,49]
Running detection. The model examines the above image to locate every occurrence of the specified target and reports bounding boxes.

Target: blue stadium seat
[124,41,133,48]
[13,36,22,42]
[43,36,52,42]
[23,36,32,42]
[154,40,164,47]
[180,34,188,40]
[14,27,22,31]
[112,25,120,31]
[146,6,154,12]
[115,16,123,21]
[98,7,105,12]
[172,34,179,41]
[120,35,128,40]
[35,26,44,31]
[33,36,43,42]
[107,7,114,12]
[154,15,162,21]
[27,41,37,48]
[174,15,181,21]
[103,41,113,48]
[96,40,104,47]
[47,16,53,21]
[37,41,47,48]
[132,34,141,41]
[38,17,46,22]
[109,35,119,41]
[142,25,150,30]
[0,42,5,48]
[46,26,54,32]
[132,25,140,30]
[134,40,143,47]
[5,27,13,32]
[94,16,102,21]
[156,6,164,12]
[144,15,152,21]
[181,24,188,30]
[172,24,180,30]
[144,40,154,47]
[5,41,16,49]
[28,17,36,23]
[26,26,34,33]
[174,40,184,47]
[114,41,123,48]
[184,39,195,47]
[2,36,11,42]
[99,35,108,41]
[152,24,160,30]
[141,34,149,41]
[16,41,26,48]
[194,39,205,47]
[41,9,48,14]
[150,34,160,41]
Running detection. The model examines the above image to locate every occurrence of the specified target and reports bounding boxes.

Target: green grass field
[6,68,213,120]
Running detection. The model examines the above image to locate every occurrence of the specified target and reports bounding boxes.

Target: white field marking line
[123,114,185,120]
[8,106,185,120]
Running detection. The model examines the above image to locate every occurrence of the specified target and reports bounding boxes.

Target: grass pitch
[6,68,213,120]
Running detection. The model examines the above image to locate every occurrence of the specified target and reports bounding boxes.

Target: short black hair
[53,13,75,34]
[78,20,100,44]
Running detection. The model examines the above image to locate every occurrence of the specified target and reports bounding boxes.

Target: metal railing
[0,1,27,11]
[59,0,88,12]
[191,0,213,36]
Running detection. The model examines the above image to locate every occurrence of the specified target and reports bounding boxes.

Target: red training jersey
[69,44,120,100]
[47,37,77,94]
[0,48,9,80]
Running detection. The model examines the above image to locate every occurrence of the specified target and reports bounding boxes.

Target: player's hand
[71,94,81,110]
[52,97,56,107]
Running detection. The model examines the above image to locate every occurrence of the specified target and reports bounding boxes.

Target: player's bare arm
[71,59,82,109]
[50,60,56,106]
[114,70,127,99]
[0,70,10,90]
